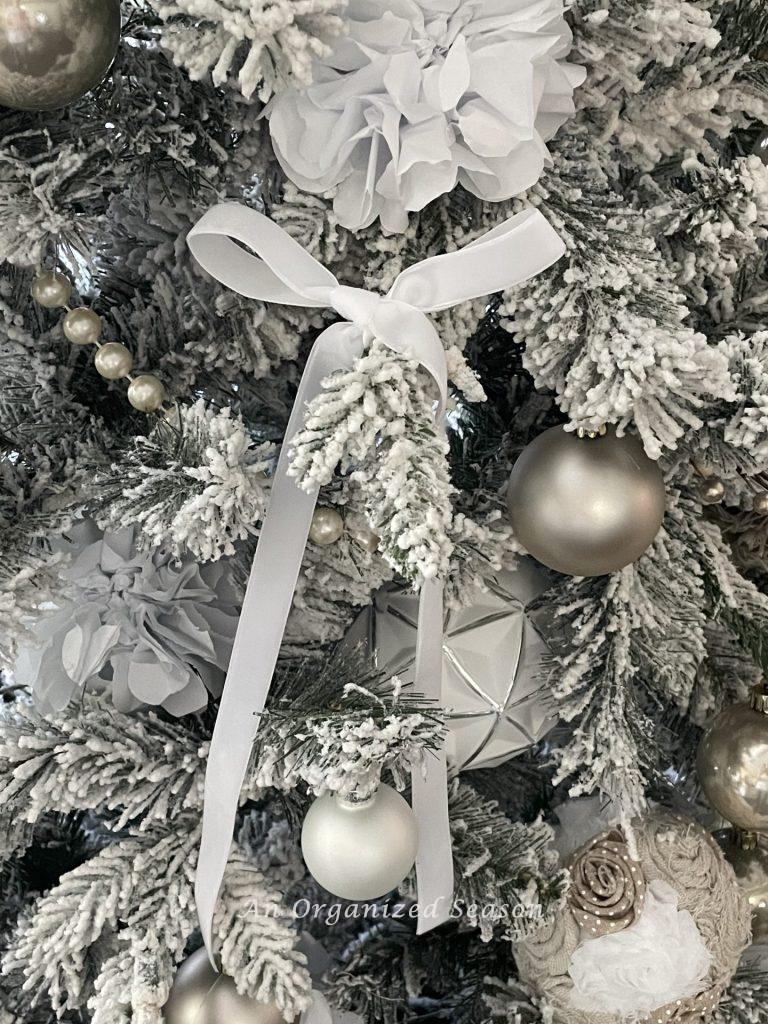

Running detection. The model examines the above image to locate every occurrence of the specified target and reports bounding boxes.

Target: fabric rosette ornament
[514,807,751,1023]
[267,0,586,232]
[13,520,239,716]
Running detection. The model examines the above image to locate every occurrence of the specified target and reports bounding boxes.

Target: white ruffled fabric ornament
[568,880,713,1019]
[267,0,585,232]
[13,521,239,716]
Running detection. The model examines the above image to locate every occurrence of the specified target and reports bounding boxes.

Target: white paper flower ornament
[267,0,586,233]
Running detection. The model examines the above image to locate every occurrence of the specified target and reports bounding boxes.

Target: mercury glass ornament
[301,785,418,901]
[754,491,768,516]
[163,948,286,1024]
[309,507,344,546]
[94,342,133,380]
[63,308,101,346]
[715,829,768,943]
[30,270,72,308]
[341,562,555,771]
[0,0,121,111]
[698,476,726,505]
[127,374,166,413]
[698,686,768,833]
[506,426,666,577]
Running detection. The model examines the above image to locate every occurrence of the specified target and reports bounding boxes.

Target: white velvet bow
[186,201,566,966]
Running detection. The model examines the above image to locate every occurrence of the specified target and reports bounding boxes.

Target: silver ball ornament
[30,270,72,308]
[63,307,102,346]
[94,342,133,380]
[127,374,166,413]
[505,426,666,577]
[698,476,726,505]
[698,687,768,833]
[301,785,418,901]
[715,829,768,943]
[163,948,287,1024]
[754,491,768,516]
[0,0,121,111]
[309,507,344,546]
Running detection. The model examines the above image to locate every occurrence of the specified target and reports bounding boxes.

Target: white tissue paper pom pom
[267,0,586,233]
[568,880,713,1019]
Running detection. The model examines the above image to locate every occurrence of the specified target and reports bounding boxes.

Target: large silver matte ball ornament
[342,563,555,771]
[506,426,666,577]
[164,948,287,1024]
[0,0,121,111]
[697,688,768,833]
[301,785,418,901]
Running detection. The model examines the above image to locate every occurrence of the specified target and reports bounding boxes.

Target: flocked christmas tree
[4,0,768,1022]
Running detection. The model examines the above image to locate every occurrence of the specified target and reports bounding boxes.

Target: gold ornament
[63,307,102,346]
[94,342,133,380]
[0,0,121,111]
[697,476,725,505]
[716,829,768,943]
[505,426,665,577]
[127,374,166,413]
[309,507,344,546]
[753,491,768,516]
[697,685,768,832]
[30,271,72,309]
[163,948,287,1024]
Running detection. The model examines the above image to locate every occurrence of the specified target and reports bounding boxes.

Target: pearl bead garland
[29,267,167,415]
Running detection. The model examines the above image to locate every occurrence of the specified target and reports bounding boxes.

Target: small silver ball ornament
[309,507,344,546]
[128,374,166,413]
[301,785,418,901]
[698,476,726,505]
[505,426,666,577]
[30,271,72,308]
[94,342,133,380]
[754,491,768,516]
[698,687,768,833]
[163,948,287,1024]
[0,0,121,111]
[63,307,102,346]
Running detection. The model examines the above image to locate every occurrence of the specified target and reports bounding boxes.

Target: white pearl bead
[94,342,133,380]
[348,521,380,553]
[301,785,418,901]
[63,307,102,346]
[309,507,344,546]
[127,374,166,413]
[31,271,73,309]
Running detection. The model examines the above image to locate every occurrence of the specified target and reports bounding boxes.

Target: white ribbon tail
[194,323,362,965]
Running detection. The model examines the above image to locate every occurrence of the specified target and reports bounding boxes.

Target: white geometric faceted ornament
[344,562,556,771]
